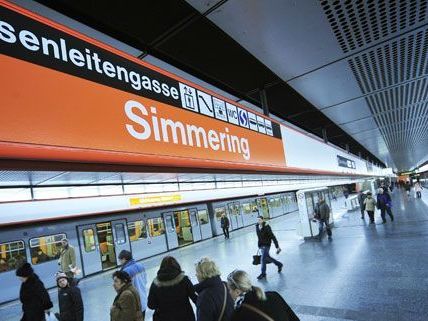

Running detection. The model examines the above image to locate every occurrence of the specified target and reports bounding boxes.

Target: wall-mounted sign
[337,155,356,169]
[0,1,286,171]
[129,194,182,206]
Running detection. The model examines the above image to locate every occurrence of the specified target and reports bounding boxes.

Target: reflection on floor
[1,188,428,321]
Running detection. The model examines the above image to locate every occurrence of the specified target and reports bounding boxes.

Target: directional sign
[238,108,249,128]
[197,90,214,117]
[226,103,239,125]
[248,112,258,131]
[213,97,228,121]
[179,83,198,112]
[257,116,266,134]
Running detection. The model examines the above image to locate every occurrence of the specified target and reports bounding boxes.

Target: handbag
[217,283,227,321]
[252,249,261,265]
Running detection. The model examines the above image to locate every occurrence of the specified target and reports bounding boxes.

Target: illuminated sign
[129,194,182,206]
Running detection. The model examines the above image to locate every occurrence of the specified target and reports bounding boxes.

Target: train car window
[0,240,27,273]
[114,224,126,245]
[148,218,165,237]
[241,202,253,215]
[197,210,209,225]
[82,229,96,252]
[29,233,66,265]
[227,202,240,216]
[214,206,226,220]
[128,221,147,241]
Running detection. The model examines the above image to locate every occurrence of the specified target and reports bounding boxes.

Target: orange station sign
[0,1,286,171]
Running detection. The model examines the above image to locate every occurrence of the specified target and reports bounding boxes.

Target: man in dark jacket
[56,272,84,321]
[315,198,332,240]
[255,216,283,280]
[357,191,366,219]
[377,189,394,223]
[16,262,53,321]
[220,213,230,239]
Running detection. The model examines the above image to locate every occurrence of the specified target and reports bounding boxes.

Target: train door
[189,209,202,242]
[77,224,101,275]
[227,201,243,229]
[197,208,213,239]
[163,212,179,250]
[256,197,270,218]
[173,210,194,246]
[111,219,131,263]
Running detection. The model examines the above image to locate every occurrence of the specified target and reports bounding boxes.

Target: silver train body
[0,191,298,304]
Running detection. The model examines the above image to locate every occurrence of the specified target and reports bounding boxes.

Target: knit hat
[56,272,68,282]
[16,262,33,277]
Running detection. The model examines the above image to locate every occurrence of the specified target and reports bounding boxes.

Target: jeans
[318,219,332,237]
[380,207,394,222]
[416,191,421,198]
[260,245,281,274]
[222,227,230,239]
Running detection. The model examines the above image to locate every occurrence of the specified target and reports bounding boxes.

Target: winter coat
[220,216,230,228]
[19,273,53,321]
[357,193,366,206]
[60,245,76,273]
[256,222,279,248]
[405,183,411,191]
[58,286,84,321]
[110,283,144,321]
[231,290,300,321]
[148,270,197,321]
[377,193,392,210]
[195,275,234,321]
[316,202,330,221]
[415,183,423,192]
[121,259,147,311]
[363,197,376,212]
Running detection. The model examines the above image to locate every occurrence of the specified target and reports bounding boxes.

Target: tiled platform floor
[2,188,427,321]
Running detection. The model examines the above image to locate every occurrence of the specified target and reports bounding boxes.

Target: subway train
[0,191,298,304]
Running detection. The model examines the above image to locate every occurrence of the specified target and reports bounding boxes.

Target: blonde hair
[195,257,221,281]
[227,270,266,301]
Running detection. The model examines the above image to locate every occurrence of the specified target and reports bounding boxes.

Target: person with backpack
[55,272,84,321]
[377,188,394,223]
[148,256,197,321]
[363,192,376,224]
[16,262,53,321]
[255,216,283,280]
[227,270,299,321]
[118,250,147,320]
[194,257,234,321]
[220,213,230,239]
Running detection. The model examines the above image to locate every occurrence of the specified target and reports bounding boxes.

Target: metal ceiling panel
[341,117,378,135]
[287,60,363,108]
[322,98,372,124]
[188,0,344,80]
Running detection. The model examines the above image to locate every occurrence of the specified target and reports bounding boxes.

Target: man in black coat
[56,272,84,321]
[220,213,230,239]
[16,263,53,321]
[256,216,282,280]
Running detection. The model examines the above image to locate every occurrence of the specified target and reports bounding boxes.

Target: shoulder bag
[252,249,261,265]
[217,283,227,321]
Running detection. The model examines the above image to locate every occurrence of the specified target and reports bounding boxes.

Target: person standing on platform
[405,181,411,198]
[55,272,84,321]
[315,198,332,240]
[118,250,147,320]
[358,191,366,219]
[377,188,394,223]
[194,257,234,321]
[255,216,283,280]
[220,213,230,239]
[363,192,376,224]
[59,239,77,282]
[16,262,53,321]
[111,271,144,321]
[148,256,197,321]
[414,181,423,199]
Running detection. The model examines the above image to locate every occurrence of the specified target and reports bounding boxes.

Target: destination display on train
[0,1,286,170]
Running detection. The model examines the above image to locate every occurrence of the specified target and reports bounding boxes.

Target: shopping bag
[45,311,58,321]
[252,250,261,265]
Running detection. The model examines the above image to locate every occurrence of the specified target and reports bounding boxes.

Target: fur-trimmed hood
[153,272,186,287]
